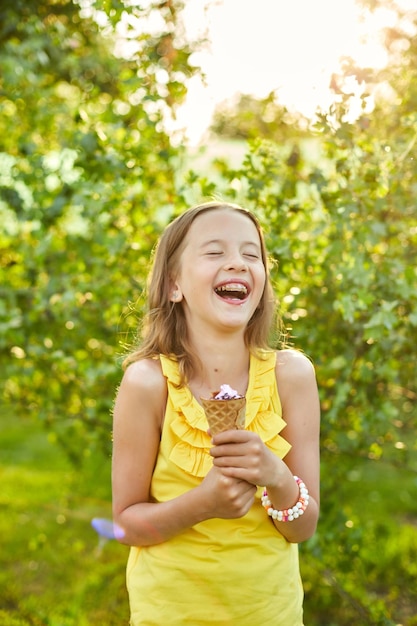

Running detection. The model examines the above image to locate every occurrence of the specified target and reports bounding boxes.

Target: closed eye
[243,252,260,259]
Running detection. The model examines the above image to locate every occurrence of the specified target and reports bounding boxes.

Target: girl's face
[171,209,266,335]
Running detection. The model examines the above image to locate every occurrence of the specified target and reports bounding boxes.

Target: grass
[0,412,129,626]
[302,448,417,626]
[1,410,417,625]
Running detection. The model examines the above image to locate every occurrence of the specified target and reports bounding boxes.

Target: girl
[112,201,320,625]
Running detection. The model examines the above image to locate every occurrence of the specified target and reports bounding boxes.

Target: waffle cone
[201,396,246,435]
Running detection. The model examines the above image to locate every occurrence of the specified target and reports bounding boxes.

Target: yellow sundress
[127,351,304,625]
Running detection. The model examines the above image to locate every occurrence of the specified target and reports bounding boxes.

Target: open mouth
[214,282,249,301]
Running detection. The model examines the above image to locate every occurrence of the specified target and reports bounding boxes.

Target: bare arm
[210,349,320,543]
[112,359,256,547]
[267,349,320,542]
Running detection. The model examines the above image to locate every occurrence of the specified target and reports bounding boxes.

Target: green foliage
[0,0,195,460]
[1,0,417,624]
[210,91,307,142]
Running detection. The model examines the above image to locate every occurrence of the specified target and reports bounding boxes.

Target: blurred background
[1,0,416,624]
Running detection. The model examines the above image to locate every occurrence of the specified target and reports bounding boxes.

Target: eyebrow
[200,239,260,248]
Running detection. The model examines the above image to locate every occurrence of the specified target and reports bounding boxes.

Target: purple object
[214,384,243,400]
[91,517,125,540]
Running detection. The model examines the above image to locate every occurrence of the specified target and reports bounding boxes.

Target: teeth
[215,283,248,294]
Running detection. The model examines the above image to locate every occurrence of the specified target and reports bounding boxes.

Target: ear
[169,282,183,303]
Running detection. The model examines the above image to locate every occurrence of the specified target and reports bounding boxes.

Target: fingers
[201,467,256,519]
[217,474,256,518]
[210,429,252,446]
[210,432,280,487]
[210,432,264,466]
[210,430,260,457]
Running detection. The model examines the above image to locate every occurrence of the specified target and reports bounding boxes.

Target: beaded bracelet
[261,475,309,522]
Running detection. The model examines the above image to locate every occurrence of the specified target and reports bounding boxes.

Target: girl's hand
[198,465,256,519]
[210,430,285,489]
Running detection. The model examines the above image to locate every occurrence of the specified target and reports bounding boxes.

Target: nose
[224,253,248,272]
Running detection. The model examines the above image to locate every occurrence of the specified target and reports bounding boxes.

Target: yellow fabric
[127,351,304,626]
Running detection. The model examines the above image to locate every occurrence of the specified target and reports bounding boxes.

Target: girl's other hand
[199,465,256,519]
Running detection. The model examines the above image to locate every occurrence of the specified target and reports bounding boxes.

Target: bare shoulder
[276,348,315,377]
[114,357,167,430]
[121,357,166,394]
[275,349,320,429]
[275,348,317,387]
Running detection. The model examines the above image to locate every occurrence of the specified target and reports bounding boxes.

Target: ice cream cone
[201,396,246,435]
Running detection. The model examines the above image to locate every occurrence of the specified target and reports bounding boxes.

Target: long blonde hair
[124,202,280,382]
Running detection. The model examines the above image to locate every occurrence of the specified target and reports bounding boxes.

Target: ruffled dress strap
[245,350,292,459]
[159,354,213,479]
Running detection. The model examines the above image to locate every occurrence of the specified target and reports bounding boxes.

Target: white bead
[261,475,310,523]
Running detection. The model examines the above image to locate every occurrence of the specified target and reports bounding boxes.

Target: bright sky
[174,0,403,144]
